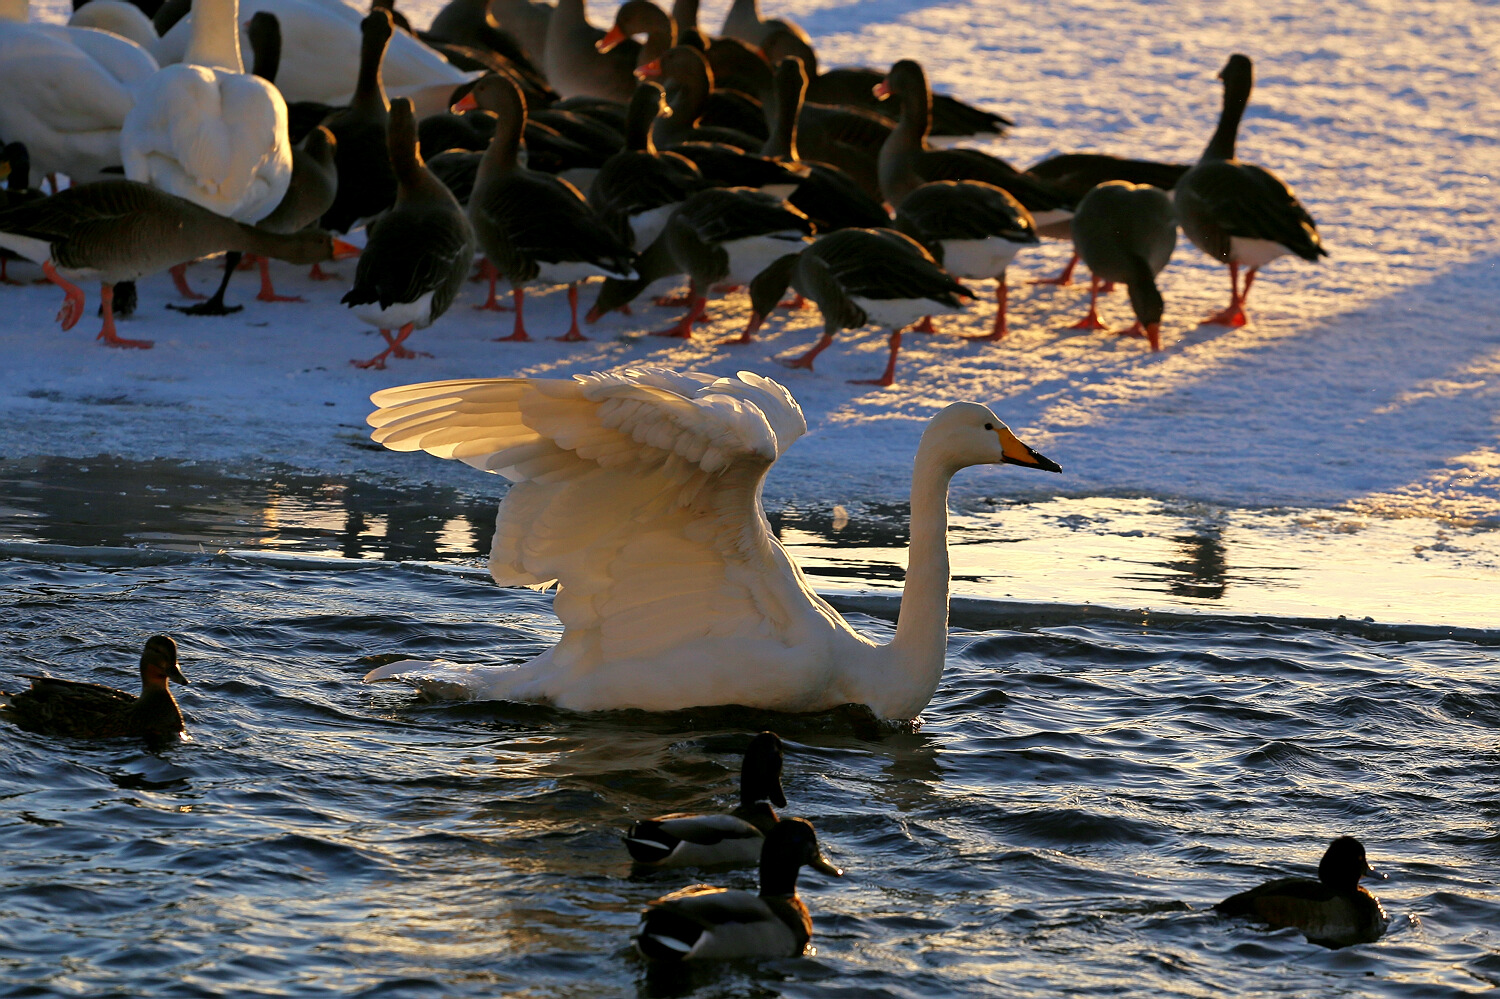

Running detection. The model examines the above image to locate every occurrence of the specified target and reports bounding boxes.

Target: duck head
[741,731,787,809]
[1319,836,1384,892]
[139,635,187,689]
[759,818,842,896]
[919,403,1061,475]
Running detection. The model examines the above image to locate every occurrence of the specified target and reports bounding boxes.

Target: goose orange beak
[596,24,626,52]
[999,427,1061,472]
[332,239,362,260]
[452,91,479,112]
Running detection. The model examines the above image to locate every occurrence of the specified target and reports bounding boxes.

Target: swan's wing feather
[369,369,811,670]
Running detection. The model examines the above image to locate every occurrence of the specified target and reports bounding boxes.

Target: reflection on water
[1,455,1497,628]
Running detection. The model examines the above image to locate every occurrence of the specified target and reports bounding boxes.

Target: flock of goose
[0,0,1326,379]
[0,0,1364,971]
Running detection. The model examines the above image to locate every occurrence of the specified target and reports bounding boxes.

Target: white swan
[122,0,290,224]
[363,368,1061,722]
[0,0,159,181]
[68,1,158,49]
[153,0,474,111]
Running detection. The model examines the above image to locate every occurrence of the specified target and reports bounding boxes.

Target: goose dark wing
[1183,160,1326,260]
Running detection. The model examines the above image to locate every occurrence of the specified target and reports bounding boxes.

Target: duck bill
[810,852,843,877]
[998,428,1061,473]
[168,662,190,684]
[1363,865,1388,881]
[451,91,480,113]
[596,25,626,52]
[872,80,891,100]
[634,59,662,79]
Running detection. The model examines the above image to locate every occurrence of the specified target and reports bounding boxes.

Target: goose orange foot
[95,283,153,349]
[353,324,425,369]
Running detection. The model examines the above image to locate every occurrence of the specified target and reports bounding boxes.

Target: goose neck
[185,0,244,74]
[763,66,802,160]
[1204,74,1248,161]
[478,98,525,181]
[353,20,392,112]
[877,86,929,205]
[670,0,698,33]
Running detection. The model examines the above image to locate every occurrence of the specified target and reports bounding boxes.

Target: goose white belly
[530,259,635,287]
[1229,236,1291,269]
[628,203,679,249]
[1031,209,1073,230]
[722,232,811,285]
[353,290,436,330]
[851,294,963,330]
[939,237,1025,279]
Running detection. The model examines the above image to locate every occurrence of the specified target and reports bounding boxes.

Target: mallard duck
[1215,836,1389,948]
[633,817,842,960]
[625,731,787,867]
[0,635,188,741]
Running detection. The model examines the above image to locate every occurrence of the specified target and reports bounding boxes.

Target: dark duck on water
[1,635,189,742]
[1215,835,1389,948]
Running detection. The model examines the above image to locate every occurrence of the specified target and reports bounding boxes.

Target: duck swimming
[1215,835,1388,948]
[625,731,787,868]
[0,635,188,742]
[633,817,841,961]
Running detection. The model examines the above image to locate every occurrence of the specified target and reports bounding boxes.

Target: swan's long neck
[185,0,244,74]
[882,445,957,719]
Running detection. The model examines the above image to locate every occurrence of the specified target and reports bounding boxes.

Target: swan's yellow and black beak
[999,427,1061,472]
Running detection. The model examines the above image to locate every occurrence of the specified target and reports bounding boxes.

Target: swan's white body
[0,0,159,181]
[68,1,157,48]
[364,368,1060,721]
[123,0,291,223]
[153,0,474,108]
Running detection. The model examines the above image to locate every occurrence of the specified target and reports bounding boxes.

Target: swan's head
[921,403,1061,474]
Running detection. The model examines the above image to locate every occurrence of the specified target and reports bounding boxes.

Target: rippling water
[2,551,1497,998]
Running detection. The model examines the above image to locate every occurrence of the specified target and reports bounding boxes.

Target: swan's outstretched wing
[368,368,822,674]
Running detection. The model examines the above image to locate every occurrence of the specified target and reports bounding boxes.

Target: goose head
[1319,836,1384,893]
[139,635,188,690]
[276,229,338,265]
[919,403,1061,475]
[874,59,926,103]
[762,26,817,77]
[1219,52,1253,91]
[600,0,674,59]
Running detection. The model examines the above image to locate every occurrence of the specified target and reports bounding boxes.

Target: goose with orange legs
[1066,180,1176,351]
[1175,54,1326,327]
[342,98,475,369]
[757,227,971,384]
[465,73,634,343]
[0,179,331,349]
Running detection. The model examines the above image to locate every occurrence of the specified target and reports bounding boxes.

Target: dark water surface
[2,550,1498,998]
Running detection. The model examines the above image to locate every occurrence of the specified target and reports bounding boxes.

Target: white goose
[122,0,290,225]
[153,0,474,113]
[364,368,1061,722]
[0,0,159,182]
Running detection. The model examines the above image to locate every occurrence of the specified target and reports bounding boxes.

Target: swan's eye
[984,423,994,431]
